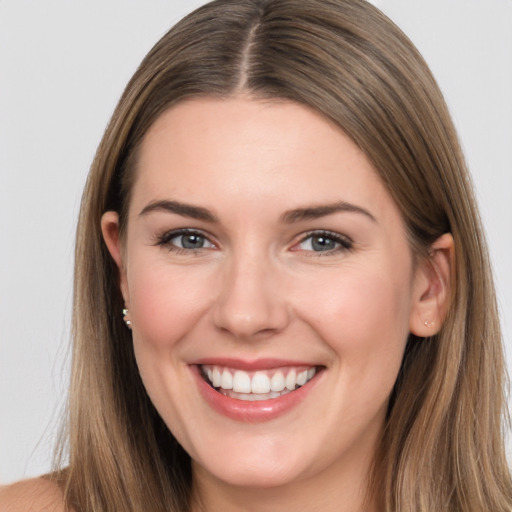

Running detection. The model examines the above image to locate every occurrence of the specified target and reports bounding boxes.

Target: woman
[1,0,510,510]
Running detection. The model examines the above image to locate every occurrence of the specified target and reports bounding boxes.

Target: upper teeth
[202,365,317,394]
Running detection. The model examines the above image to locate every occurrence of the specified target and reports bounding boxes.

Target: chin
[195,455,304,489]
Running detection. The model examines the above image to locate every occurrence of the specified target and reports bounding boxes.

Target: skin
[0,478,67,511]
[102,97,453,512]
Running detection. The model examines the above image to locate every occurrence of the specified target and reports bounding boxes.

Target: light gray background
[1,0,511,484]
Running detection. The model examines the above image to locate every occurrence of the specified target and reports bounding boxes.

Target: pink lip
[190,363,323,423]
[189,357,316,371]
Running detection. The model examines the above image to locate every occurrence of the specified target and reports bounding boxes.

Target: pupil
[182,234,204,249]
[312,236,335,251]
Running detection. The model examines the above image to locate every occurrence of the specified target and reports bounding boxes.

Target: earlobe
[101,211,130,304]
[409,233,455,337]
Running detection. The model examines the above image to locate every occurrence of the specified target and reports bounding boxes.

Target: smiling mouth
[200,365,319,402]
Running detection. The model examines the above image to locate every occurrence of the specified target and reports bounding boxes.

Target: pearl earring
[424,320,434,328]
[123,308,132,329]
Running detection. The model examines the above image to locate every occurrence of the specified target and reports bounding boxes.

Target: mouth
[199,364,319,402]
[192,360,324,422]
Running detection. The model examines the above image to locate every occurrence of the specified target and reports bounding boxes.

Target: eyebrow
[280,201,377,224]
[139,199,376,224]
[139,199,218,222]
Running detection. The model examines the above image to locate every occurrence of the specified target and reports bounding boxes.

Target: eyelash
[294,230,353,255]
[154,229,353,255]
[155,229,216,254]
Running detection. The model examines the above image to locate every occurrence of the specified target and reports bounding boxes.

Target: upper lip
[189,357,321,372]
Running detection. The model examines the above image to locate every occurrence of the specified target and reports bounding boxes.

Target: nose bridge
[213,244,289,339]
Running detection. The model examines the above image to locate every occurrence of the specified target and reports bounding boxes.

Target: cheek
[301,266,411,335]
[127,259,217,353]
[125,259,217,441]
[296,267,412,386]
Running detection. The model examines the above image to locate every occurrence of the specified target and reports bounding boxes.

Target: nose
[212,251,290,340]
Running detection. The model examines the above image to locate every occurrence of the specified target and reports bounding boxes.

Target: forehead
[131,97,399,226]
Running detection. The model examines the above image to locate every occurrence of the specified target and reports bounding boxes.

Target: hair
[53,0,511,510]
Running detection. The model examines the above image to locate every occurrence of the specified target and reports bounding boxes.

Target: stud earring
[424,320,434,328]
[123,308,132,329]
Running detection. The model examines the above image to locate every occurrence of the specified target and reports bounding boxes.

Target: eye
[156,229,216,252]
[295,231,352,253]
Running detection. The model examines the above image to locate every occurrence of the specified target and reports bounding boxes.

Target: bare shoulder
[0,477,69,512]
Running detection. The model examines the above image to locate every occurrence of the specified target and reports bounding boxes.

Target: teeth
[270,371,285,392]
[285,369,296,390]
[212,367,221,388]
[233,370,252,393]
[296,370,308,386]
[202,365,318,398]
[221,369,233,390]
[251,373,271,394]
[220,389,291,401]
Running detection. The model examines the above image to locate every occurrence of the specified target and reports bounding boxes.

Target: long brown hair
[56,1,511,510]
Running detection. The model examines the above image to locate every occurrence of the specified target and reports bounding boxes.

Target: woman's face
[103,97,435,494]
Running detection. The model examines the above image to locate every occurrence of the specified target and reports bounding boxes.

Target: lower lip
[191,365,321,423]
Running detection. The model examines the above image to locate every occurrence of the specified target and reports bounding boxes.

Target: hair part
[56,1,511,510]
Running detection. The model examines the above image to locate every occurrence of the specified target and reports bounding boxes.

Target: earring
[424,320,434,328]
[123,308,132,329]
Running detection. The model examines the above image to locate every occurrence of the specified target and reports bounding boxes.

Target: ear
[409,233,455,337]
[101,211,130,306]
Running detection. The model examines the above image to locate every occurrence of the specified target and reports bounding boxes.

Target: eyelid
[153,228,352,255]
[154,228,217,251]
[292,229,353,253]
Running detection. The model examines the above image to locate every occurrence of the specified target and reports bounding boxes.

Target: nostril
[213,307,288,339]
[211,263,291,337]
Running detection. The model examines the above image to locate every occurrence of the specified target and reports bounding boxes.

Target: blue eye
[157,230,215,251]
[297,231,352,253]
